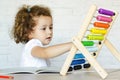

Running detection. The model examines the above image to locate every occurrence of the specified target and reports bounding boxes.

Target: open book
[0,66,60,74]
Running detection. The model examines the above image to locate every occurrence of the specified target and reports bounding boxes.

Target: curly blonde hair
[11,5,52,44]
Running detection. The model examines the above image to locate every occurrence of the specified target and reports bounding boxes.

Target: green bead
[82,41,94,46]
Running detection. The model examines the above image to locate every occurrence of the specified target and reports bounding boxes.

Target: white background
[0,0,120,69]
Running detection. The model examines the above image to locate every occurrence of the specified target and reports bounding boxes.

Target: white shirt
[20,39,49,67]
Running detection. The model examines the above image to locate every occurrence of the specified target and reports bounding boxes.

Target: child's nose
[47,28,52,34]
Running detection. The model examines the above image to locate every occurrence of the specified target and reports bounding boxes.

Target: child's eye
[40,28,46,30]
[49,27,53,30]
[42,28,46,30]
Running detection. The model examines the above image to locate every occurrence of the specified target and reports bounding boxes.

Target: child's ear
[28,32,33,39]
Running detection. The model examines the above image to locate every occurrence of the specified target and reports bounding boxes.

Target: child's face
[29,16,53,45]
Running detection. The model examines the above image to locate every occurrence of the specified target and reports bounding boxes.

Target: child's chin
[43,42,50,45]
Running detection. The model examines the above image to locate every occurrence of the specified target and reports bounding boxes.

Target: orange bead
[94,22,110,29]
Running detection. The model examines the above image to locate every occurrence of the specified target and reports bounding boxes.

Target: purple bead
[98,8,115,16]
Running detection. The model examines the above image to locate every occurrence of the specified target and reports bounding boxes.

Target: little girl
[11,5,73,67]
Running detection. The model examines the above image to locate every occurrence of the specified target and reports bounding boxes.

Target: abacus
[60,5,120,79]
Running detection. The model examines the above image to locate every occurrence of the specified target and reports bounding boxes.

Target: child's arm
[31,42,73,59]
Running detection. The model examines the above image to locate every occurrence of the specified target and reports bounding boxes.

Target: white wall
[0,0,120,69]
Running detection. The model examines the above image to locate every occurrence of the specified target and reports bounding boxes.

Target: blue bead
[71,59,86,65]
[74,53,85,59]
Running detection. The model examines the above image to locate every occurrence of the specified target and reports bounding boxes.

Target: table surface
[7,69,120,80]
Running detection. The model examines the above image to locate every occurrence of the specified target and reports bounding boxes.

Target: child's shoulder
[25,39,43,49]
[28,39,41,44]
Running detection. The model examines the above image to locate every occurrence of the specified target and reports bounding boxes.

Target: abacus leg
[105,38,120,62]
[60,45,77,75]
[72,37,108,79]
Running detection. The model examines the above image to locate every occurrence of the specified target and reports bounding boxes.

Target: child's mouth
[46,37,52,41]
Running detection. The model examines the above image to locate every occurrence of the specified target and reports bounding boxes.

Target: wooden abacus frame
[60,5,120,79]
